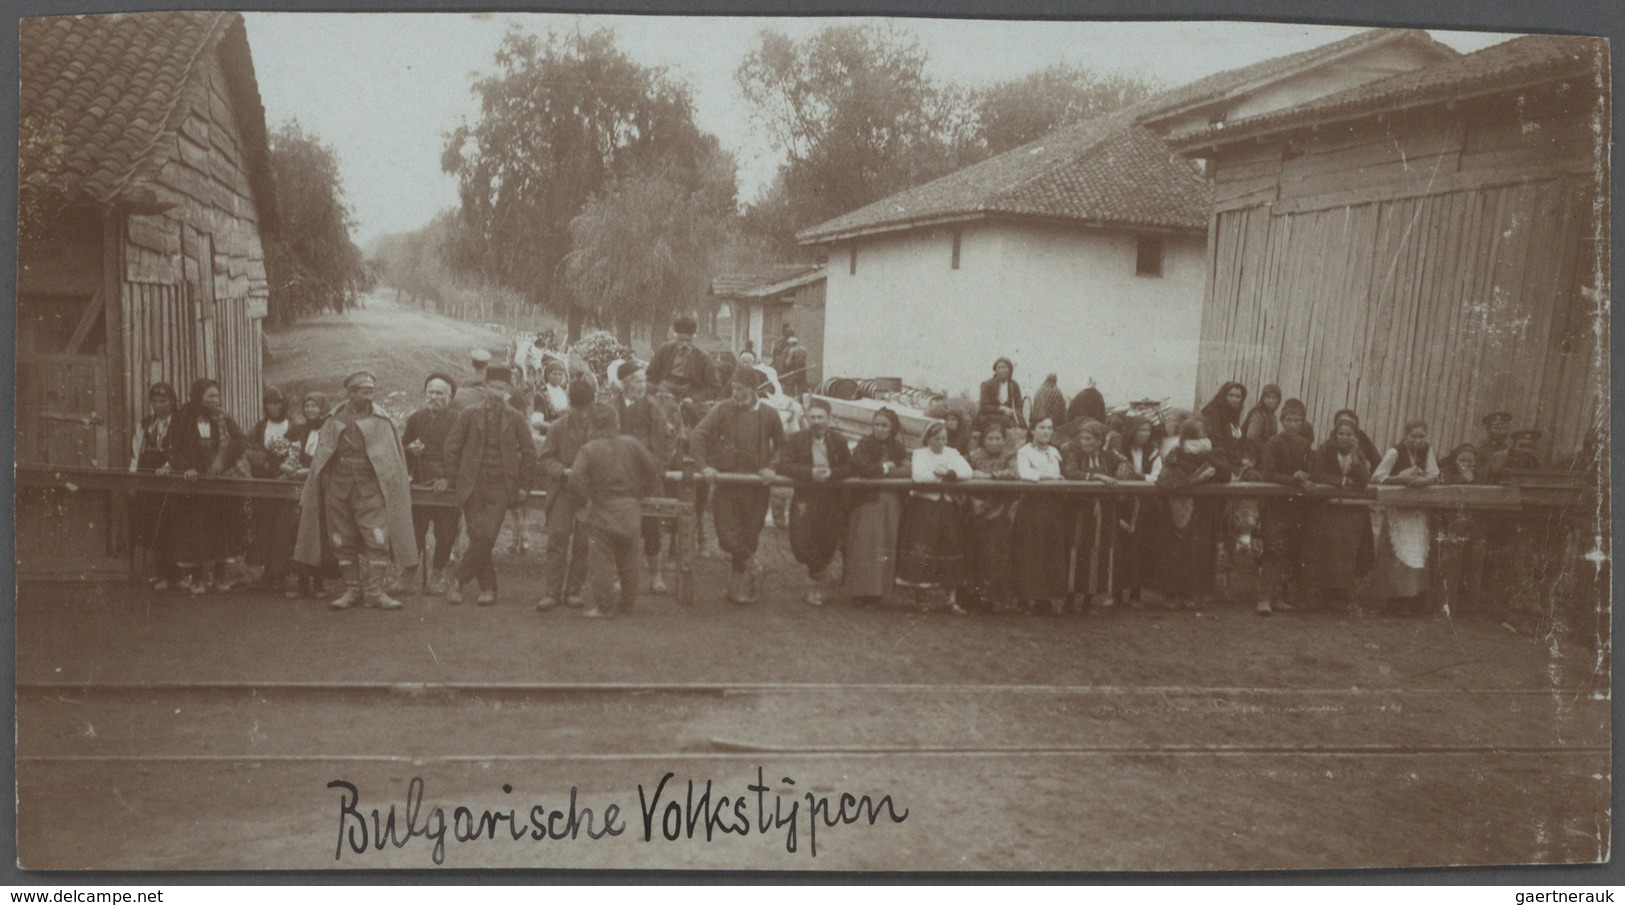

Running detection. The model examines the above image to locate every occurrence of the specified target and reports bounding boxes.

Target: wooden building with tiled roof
[798,28,1459,408]
[18,11,276,574]
[1170,34,1608,459]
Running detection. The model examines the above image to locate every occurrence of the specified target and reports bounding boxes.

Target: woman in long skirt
[247,387,302,593]
[1061,419,1124,614]
[291,392,338,598]
[169,378,250,594]
[842,408,910,606]
[1012,415,1070,614]
[966,420,1019,612]
[1370,418,1441,615]
[1302,418,1373,609]
[1112,415,1163,607]
[1155,418,1231,609]
[130,382,181,590]
[897,421,974,613]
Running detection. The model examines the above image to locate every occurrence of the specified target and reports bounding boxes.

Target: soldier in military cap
[294,370,419,610]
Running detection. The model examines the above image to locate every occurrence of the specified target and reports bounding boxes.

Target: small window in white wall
[1136,236,1164,278]
[951,230,962,270]
[849,245,857,276]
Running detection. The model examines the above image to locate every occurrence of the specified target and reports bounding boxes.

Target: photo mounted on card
[12,7,1611,871]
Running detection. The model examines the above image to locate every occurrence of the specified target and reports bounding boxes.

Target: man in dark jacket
[443,366,534,606]
[569,403,663,618]
[694,366,786,604]
[772,398,852,606]
[401,372,461,594]
[613,361,677,593]
[646,315,719,416]
[534,378,597,611]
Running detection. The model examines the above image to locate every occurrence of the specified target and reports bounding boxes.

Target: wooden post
[674,472,696,607]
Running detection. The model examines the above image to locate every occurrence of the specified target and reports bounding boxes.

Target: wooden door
[16,292,111,467]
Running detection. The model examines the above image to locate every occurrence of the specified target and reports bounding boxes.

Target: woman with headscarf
[1155,417,1231,609]
[1434,443,1489,616]
[1199,381,1249,475]
[1301,417,1373,609]
[1012,414,1070,614]
[1241,383,1282,467]
[1028,374,1068,433]
[1062,419,1124,614]
[1067,383,1107,427]
[897,421,975,613]
[1329,408,1382,471]
[965,418,1019,612]
[842,408,910,606]
[1370,418,1441,615]
[942,410,973,457]
[978,357,1024,428]
[246,387,302,593]
[168,377,249,593]
[533,359,571,424]
[130,382,181,590]
[1112,415,1163,607]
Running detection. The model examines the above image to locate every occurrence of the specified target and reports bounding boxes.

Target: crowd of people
[126,317,1560,621]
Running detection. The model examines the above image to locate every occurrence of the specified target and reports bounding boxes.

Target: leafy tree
[736,23,975,235]
[444,26,715,342]
[971,64,1163,156]
[565,137,737,345]
[18,113,67,242]
[262,120,365,326]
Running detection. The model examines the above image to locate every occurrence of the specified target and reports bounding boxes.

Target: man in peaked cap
[647,314,719,415]
[294,370,418,611]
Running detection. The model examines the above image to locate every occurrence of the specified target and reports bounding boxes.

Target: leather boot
[364,558,403,610]
[329,560,362,610]
[726,569,749,605]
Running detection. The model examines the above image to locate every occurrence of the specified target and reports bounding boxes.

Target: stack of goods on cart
[568,332,635,390]
[811,376,948,449]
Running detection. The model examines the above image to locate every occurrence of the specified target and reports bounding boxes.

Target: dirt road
[264,292,516,408]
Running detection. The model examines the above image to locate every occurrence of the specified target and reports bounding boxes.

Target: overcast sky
[240,13,1519,248]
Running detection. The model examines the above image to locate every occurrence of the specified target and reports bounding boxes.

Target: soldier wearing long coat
[294,370,419,609]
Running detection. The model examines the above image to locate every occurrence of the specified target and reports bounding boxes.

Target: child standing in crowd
[1200,381,1249,475]
[1241,383,1281,467]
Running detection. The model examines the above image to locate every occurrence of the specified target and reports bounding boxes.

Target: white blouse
[1017,443,1063,481]
[911,446,973,501]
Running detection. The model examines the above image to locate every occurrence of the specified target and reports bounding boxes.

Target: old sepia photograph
[11,6,1613,873]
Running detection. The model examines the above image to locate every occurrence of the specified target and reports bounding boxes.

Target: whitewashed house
[798,28,1459,409]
